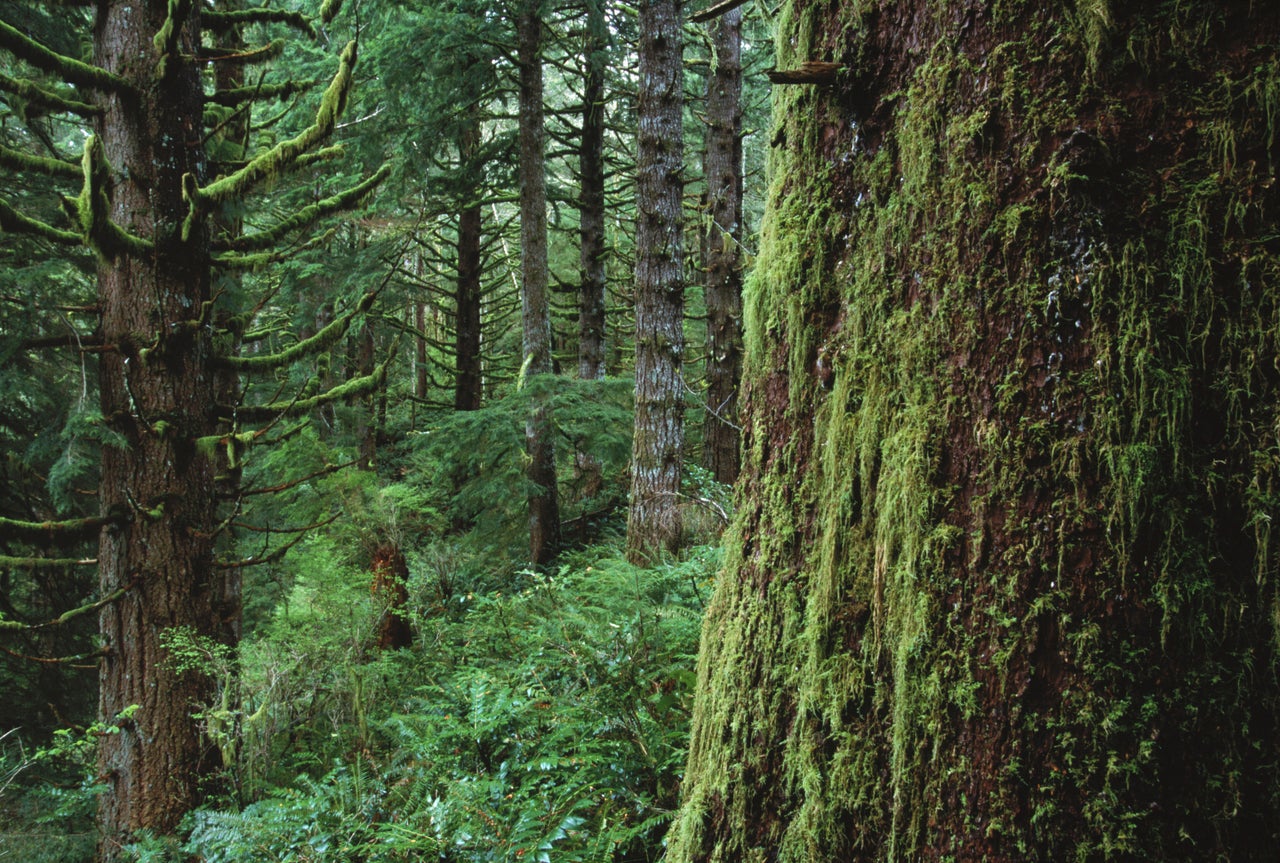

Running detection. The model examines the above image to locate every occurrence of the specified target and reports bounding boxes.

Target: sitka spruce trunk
[667,1,1280,860]
[94,1,220,858]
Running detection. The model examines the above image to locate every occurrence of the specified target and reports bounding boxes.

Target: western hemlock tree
[0,1,384,857]
[667,1,1280,860]
[626,0,685,563]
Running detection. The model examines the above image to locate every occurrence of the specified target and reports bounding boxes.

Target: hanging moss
[320,0,344,25]
[0,142,81,178]
[152,0,195,80]
[207,78,312,108]
[228,357,391,424]
[668,2,1280,861]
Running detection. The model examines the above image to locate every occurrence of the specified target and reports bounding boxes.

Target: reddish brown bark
[94,2,222,859]
[371,544,412,651]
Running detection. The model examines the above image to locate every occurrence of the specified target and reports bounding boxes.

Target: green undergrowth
[669,1,1280,861]
[179,542,715,863]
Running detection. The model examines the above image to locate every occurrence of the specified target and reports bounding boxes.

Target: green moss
[670,1,1280,860]
[182,41,358,239]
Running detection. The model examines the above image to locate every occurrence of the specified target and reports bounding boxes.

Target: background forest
[8,0,1280,861]
[0,0,770,859]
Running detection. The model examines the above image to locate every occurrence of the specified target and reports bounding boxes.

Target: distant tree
[700,6,744,484]
[626,0,685,562]
[577,0,609,384]
[517,0,561,564]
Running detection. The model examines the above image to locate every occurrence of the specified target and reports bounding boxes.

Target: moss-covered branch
[0,72,101,117]
[320,0,344,24]
[221,162,390,252]
[181,40,357,239]
[211,227,333,269]
[216,290,376,371]
[0,554,96,570]
[0,18,130,92]
[207,78,311,108]
[229,356,390,423]
[152,0,195,79]
[0,196,81,244]
[0,514,110,540]
[199,38,285,65]
[76,136,153,258]
[0,584,128,632]
[0,142,80,178]
[203,8,316,37]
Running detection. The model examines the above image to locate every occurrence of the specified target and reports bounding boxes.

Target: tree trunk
[94,1,221,858]
[667,2,1280,861]
[700,7,744,485]
[455,111,484,413]
[578,0,608,383]
[519,0,561,566]
[354,320,377,470]
[371,543,412,651]
[626,0,685,563]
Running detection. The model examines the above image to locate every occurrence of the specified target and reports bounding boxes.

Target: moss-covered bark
[668,1,1280,860]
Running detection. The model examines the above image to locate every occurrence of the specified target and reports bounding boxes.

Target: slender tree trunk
[667,2,1280,861]
[455,112,484,413]
[700,7,744,485]
[575,0,609,499]
[94,2,221,858]
[626,0,685,563]
[354,320,377,470]
[211,2,246,649]
[578,0,608,382]
[519,0,561,565]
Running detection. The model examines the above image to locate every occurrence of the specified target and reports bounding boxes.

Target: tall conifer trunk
[94,1,221,858]
[455,111,484,412]
[578,0,608,383]
[627,0,685,562]
[668,1,1280,860]
[519,0,561,564]
[700,7,744,485]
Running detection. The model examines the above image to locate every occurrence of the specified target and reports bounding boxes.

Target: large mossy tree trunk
[668,1,1280,861]
[94,1,222,858]
[626,0,685,563]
